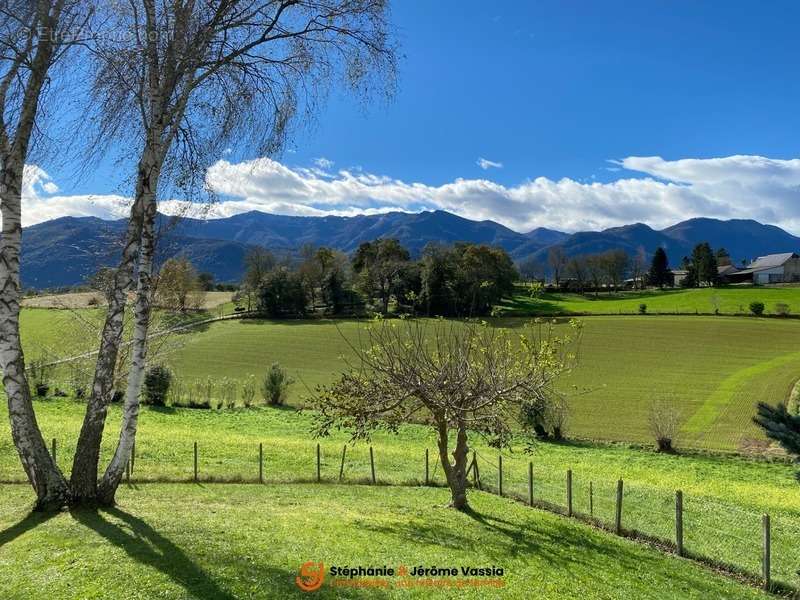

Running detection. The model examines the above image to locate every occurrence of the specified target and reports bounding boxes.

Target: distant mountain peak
[20,210,800,289]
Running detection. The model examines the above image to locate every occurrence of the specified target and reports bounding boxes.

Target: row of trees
[239,240,519,318]
[523,241,731,291]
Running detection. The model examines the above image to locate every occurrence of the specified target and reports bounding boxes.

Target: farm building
[729,252,800,284]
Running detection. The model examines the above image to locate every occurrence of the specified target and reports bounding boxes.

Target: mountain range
[21,210,800,289]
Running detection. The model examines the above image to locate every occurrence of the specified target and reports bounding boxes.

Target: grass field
[157,315,800,451]
[0,400,798,588]
[0,483,771,600]
[18,309,800,451]
[501,286,800,316]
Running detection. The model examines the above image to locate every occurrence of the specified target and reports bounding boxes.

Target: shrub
[28,357,53,398]
[521,395,569,441]
[143,365,173,406]
[547,397,569,441]
[87,295,100,307]
[221,378,237,409]
[167,378,185,407]
[67,362,91,399]
[774,302,791,317]
[749,301,765,316]
[638,303,647,314]
[241,375,256,408]
[262,363,294,406]
[648,399,681,453]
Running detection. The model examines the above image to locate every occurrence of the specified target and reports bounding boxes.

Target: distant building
[729,253,800,284]
[670,269,688,286]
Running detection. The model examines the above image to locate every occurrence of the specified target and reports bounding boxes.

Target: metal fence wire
[2,441,796,593]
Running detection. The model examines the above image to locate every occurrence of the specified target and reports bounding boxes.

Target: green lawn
[1,401,798,588]
[501,286,800,316]
[0,483,771,599]
[159,315,800,451]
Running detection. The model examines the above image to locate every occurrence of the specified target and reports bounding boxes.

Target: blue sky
[27,1,800,233]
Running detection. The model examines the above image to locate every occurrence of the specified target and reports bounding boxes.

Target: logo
[296,561,325,592]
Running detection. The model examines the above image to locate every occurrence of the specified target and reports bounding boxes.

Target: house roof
[735,252,798,275]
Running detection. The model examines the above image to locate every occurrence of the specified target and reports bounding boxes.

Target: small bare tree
[312,318,580,510]
[648,399,681,453]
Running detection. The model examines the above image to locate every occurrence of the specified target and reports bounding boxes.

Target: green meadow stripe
[683,350,800,434]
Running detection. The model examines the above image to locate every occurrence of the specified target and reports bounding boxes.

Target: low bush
[648,399,680,453]
[638,303,647,314]
[774,302,791,317]
[28,357,53,398]
[143,365,173,406]
[241,375,256,408]
[262,363,294,406]
[749,301,765,316]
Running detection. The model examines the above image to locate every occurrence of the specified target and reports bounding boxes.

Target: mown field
[161,315,800,451]
[0,483,770,600]
[18,307,800,452]
[0,401,797,589]
[501,285,800,316]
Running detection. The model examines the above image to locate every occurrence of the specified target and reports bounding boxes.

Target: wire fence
[2,439,798,595]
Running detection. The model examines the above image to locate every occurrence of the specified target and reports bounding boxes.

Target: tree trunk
[0,166,69,509]
[436,418,470,510]
[70,153,160,503]
[97,201,156,505]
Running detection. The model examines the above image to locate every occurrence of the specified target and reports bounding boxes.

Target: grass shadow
[0,509,58,549]
[70,506,236,600]
[68,505,388,599]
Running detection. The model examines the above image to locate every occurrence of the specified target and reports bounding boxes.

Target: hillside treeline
[237,240,518,318]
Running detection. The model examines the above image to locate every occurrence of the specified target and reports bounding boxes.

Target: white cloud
[13,154,800,235]
[476,157,503,170]
[313,157,334,169]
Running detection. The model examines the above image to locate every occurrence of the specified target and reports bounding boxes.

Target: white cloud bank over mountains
[18,154,800,235]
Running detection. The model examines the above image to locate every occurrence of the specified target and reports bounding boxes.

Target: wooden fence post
[566,469,573,517]
[51,438,56,464]
[615,479,624,534]
[259,443,264,484]
[762,514,771,591]
[193,441,198,482]
[528,462,533,506]
[339,445,346,481]
[589,481,593,517]
[316,443,321,483]
[498,455,503,496]
[131,439,136,474]
[369,446,376,484]
[425,449,429,485]
[473,451,480,490]
[675,490,684,557]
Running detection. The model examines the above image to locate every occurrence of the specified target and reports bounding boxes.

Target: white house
[733,252,800,284]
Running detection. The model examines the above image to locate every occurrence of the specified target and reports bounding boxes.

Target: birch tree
[0,0,90,509]
[70,0,396,505]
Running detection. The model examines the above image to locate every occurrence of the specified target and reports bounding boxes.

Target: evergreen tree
[647,247,671,288]
[692,242,719,287]
[754,402,800,481]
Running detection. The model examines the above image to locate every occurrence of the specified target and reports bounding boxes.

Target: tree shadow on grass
[70,506,237,600]
[0,510,58,549]
[360,499,749,597]
[69,506,385,599]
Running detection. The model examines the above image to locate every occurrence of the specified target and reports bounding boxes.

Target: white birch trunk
[0,163,68,508]
[70,149,160,502]
[98,198,156,503]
